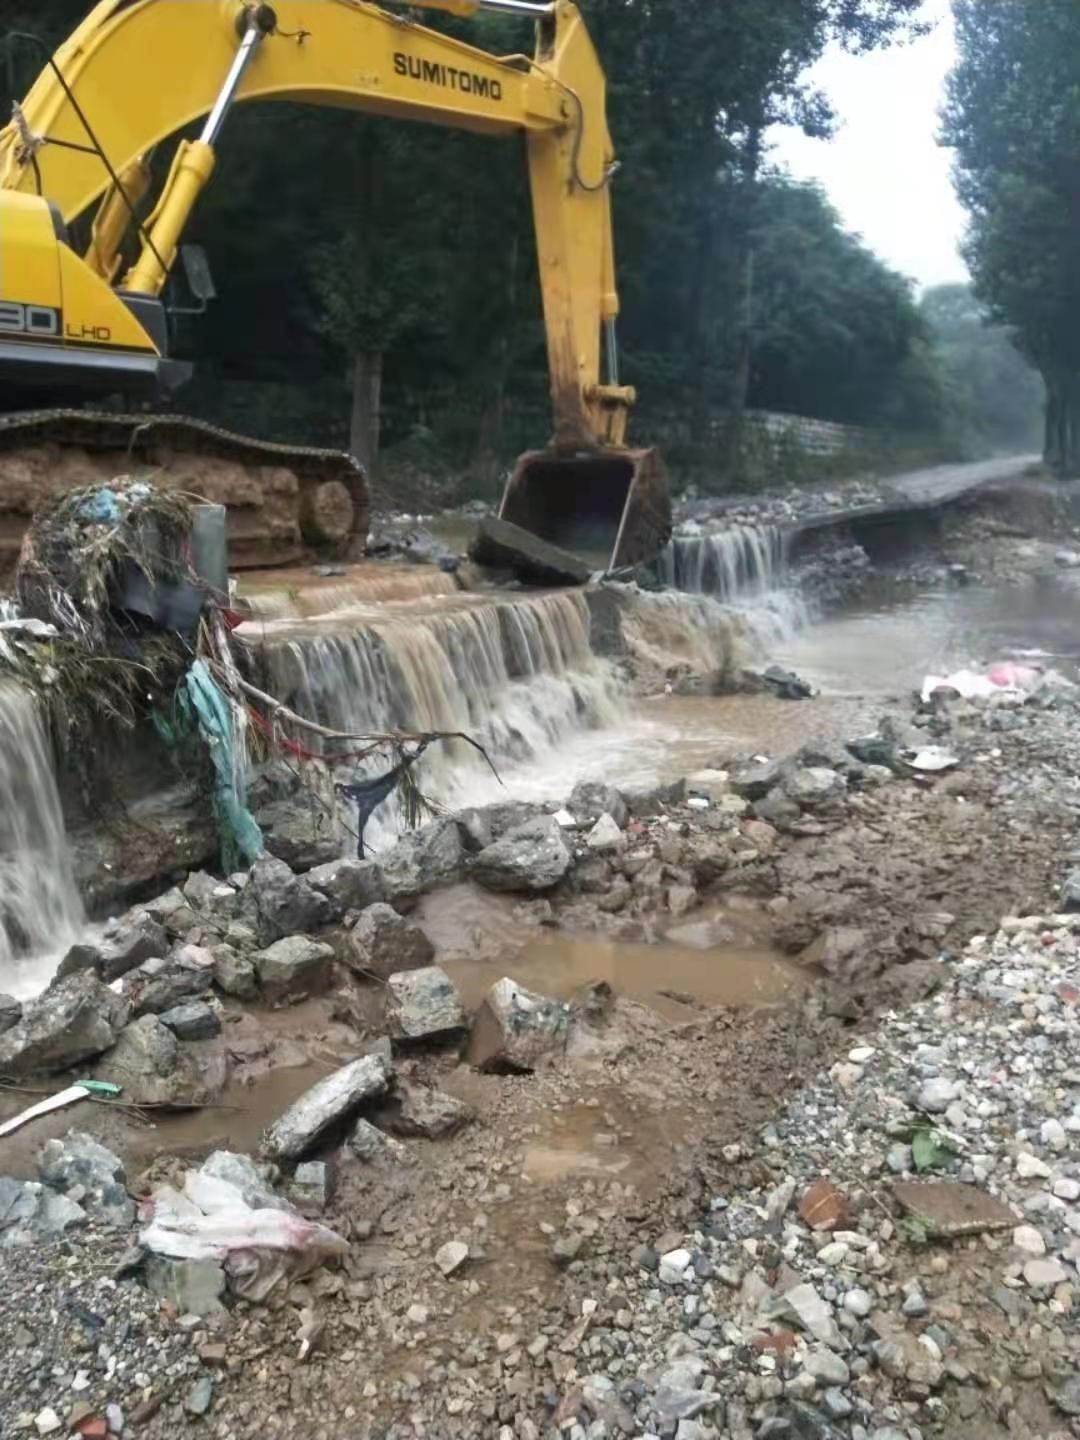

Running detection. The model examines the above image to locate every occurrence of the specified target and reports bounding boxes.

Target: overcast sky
[768,0,968,292]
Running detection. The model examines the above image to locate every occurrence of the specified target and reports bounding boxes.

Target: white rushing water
[0,682,84,998]
[656,524,809,643]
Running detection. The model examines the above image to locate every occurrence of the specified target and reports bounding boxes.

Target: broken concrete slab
[260,1053,393,1161]
[385,966,467,1041]
[468,976,570,1073]
[892,1181,1017,1238]
[469,515,591,587]
[347,903,434,980]
[253,935,334,1004]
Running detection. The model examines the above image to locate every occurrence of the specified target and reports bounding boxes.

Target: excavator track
[0,410,369,584]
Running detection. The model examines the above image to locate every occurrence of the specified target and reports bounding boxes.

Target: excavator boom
[0,0,670,572]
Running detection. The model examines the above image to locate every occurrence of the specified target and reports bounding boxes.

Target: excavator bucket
[498,446,672,572]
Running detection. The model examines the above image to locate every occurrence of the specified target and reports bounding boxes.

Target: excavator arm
[0,0,632,448]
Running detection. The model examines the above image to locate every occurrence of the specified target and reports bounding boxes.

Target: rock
[1024,1257,1068,1287]
[1042,1117,1068,1151]
[385,966,466,1040]
[552,1233,584,1267]
[290,1160,335,1213]
[144,1256,227,1317]
[34,1409,62,1437]
[729,758,783,799]
[659,1247,692,1285]
[435,1239,470,1276]
[843,1287,872,1318]
[159,1000,221,1040]
[258,797,340,871]
[586,814,624,852]
[91,913,169,982]
[469,514,591,587]
[201,1150,288,1210]
[383,1079,475,1138]
[623,777,687,816]
[347,1118,408,1164]
[37,1131,133,1227]
[1049,1375,1080,1417]
[916,1077,961,1112]
[141,886,198,936]
[0,993,21,1034]
[667,883,699,917]
[305,857,385,914]
[467,976,570,1072]
[781,767,846,809]
[0,972,128,1076]
[892,1180,1016,1237]
[568,781,629,829]
[1013,1223,1046,1255]
[471,816,571,894]
[253,935,334,1003]
[182,871,238,921]
[1016,1151,1052,1179]
[0,1177,87,1247]
[347,903,434,979]
[92,1015,178,1104]
[122,955,210,1018]
[1054,1177,1080,1201]
[242,854,332,946]
[901,1282,928,1317]
[753,791,802,828]
[380,818,464,902]
[803,1347,850,1386]
[212,946,258,999]
[184,1376,214,1418]
[799,1180,849,1232]
[261,1053,392,1160]
[770,1283,845,1348]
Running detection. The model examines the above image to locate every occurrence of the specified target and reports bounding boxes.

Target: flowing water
[0,683,84,998]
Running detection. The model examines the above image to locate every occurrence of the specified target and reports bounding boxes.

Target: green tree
[920,284,1044,455]
[944,1,1080,472]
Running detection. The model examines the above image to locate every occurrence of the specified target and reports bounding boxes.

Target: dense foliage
[944,1,1080,473]
[6,0,974,491]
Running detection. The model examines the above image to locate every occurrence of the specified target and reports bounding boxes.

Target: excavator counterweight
[0,0,670,579]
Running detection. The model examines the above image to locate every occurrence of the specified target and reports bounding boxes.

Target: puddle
[443,929,806,1023]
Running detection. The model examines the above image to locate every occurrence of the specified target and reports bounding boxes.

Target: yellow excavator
[0,0,670,580]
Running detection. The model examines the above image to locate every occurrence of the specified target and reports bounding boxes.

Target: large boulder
[380,819,465,903]
[253,935,334,1004]
[568,781,628,830]
[305,857,385,915]
[93,1015,227,1107]
[470,816,571,894]
[182,871,240,925]
[347,903,434,980]
[385,966,466,1041]
[159,1000,221,1040]
[781,766,847,810]
[0,973,128,1076]
[241,855,332,946]
[467,977,570,1073]
[456,801,549,853]
[258,797,341,872]
[260,1053,393,1161]
[38,1131,133,1227]
[0,1177,87,1248]
[211,945,258,999]
[140,887,199,938]
[728,758,784,800]
[57,911,168,984]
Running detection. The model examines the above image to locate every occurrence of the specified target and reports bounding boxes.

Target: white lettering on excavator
[392,52,503,101]
[0,300,60,337]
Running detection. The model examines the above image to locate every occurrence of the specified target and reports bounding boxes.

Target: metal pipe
[604,318,619,387]
[200,22,264,146]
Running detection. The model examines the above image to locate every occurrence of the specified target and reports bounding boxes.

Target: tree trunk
[349,349,382,477]
[1044,370,1080,476]
[723,124,763,470]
